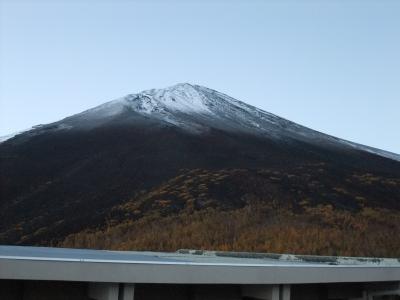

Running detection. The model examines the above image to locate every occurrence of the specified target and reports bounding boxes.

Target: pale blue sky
[1,0,399,153]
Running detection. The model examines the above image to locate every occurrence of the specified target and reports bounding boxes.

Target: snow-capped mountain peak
[125,83,213,114]
[1,83,399,162]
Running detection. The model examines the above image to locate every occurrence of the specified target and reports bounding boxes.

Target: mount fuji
[2,83,399,161]
[0,83,399,250]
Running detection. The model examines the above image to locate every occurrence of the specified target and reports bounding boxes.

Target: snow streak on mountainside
[1,83,399,162]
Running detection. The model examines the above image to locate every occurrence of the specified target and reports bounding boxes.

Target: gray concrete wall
[1,258,399,284]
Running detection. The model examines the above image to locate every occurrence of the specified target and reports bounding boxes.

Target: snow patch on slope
[0,127,36,143]
[338,138,400,162]
[0,124,73,144]
[0,132,21,143]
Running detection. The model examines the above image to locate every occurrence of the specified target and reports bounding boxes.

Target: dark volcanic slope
[0,83,399,247]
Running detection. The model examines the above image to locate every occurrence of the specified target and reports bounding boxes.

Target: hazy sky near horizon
[1,0,399,153]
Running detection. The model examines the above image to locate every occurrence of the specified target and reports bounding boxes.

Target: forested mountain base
[60,167,400,257]
[61,203,400,257]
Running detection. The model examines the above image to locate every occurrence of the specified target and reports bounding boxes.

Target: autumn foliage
[60,167,400,257]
